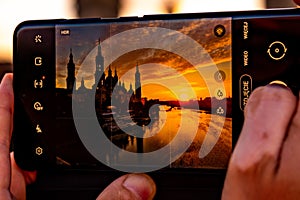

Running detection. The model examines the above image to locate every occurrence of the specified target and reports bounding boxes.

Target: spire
[136,62,139,72]
[113,66,119,87]
[81,77,85,87]
[97,38,102,55]
[94,37,105,89]
[128,82,134,93]
[69,48,74,63]
[77,77,87,92]
[108,65,112,77]
[135,62,141,100]
[66,48,76,91]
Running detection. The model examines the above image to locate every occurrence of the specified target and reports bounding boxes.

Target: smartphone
[13,8,300,198]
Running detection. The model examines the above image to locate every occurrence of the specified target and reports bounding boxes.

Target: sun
[179,93,189,101]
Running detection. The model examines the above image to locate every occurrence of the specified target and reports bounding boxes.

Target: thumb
[96,174,156,200]
[294,0,300,6]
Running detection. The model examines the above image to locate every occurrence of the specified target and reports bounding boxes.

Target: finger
[10,152,37,199]
[222,85,297,199]
[0,73,14,197]
[96,174,156,200]
[277,91,300,187]
[293,0,300,6]
[230,85,297,178]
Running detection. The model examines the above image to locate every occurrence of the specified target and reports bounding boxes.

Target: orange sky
[56,17,231,102]
[116,59,231,101]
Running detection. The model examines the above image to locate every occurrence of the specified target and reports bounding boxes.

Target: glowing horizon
[56,17,232,102]
[56,58,231,102]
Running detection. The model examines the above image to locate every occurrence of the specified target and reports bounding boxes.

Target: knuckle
[230,148,277,175]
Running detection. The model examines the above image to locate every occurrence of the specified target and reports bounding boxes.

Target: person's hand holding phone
[0,74,36,200]
[222,84,300,199]
[0,73,156,200]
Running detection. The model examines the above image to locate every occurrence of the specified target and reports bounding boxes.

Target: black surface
[27,169,225,200]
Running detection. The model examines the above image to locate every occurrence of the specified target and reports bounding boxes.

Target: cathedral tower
[113,67,118,87]
[135,63,141,100]
[66,48,76,91]
[94,38,105,89]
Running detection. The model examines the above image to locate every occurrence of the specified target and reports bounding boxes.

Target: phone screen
[53,18,232,171]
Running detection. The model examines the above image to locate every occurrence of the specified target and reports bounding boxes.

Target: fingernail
[0,73,13,90]
[123,174,156,200]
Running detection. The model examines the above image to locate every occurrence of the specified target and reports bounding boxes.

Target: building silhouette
[61,38,143,116]
[135,63,141,101]
[66,48,76,92]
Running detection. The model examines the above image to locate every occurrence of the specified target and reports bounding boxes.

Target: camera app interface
[55,18,232,171]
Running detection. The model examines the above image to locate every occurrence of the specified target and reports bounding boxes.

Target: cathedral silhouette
[63,38,144,115]
[55,38,162,156]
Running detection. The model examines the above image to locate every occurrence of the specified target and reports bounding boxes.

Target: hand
[0,73,156,200]
[222,84,300,199]
[96,174,156,200]
[0,74,36,199]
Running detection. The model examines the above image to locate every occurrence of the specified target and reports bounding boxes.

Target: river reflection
[111,105,232,168]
